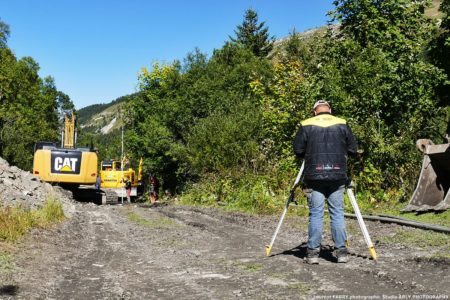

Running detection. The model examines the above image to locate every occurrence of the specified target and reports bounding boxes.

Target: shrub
[0,197,65,242]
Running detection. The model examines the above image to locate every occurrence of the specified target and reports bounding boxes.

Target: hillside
[427,0,444,18]
[79,102,123,134]
[77,93,140,134]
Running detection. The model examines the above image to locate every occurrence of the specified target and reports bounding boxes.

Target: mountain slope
[77,93,139,134]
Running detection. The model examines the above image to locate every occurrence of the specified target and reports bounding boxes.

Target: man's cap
[313,100,330,110]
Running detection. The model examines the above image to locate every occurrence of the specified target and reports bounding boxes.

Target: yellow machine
[33,113,98,187]
[99,157,143,199]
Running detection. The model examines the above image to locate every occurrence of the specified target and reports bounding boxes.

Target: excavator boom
[63,113,76,149]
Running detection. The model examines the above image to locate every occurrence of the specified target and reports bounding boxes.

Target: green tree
[250,60,309,159]
[0,19,10,48]
[125,44,272,190]
[331,0,435,58]
[186,101,263,174]
[283,29,302,60]
[252,0,446,201]
[230,9,274,57]
[318,0,446,195]
[429,0,450,129]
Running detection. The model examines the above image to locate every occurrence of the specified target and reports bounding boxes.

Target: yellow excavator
[99,157,143,202]
[33,112,98,188]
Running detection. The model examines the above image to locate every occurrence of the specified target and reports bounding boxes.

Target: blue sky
[1,1,334,109]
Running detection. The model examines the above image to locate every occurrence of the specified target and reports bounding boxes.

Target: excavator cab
[33,112,98,186]
[404,139,450,212]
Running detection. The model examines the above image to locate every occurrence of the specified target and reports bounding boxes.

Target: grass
[397,210,450,228]
[379,228,450,248]
[344,192,450,228]
[427,252,450,260]
[0,196,65,282]
[240,263,263,272]
[179,170,301,215]
[233,261,263,273]
[126,212,178,229]
[288,282,311,294]
[0,197,65,242]
[0,251,13,276]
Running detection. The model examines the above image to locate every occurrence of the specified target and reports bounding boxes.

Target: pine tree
[230,9,274,57]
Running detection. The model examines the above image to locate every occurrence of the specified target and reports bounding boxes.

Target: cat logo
[55,157,78,172]
[51,151,82,175]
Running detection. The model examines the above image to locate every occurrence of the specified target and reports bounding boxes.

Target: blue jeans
[306,180,347,250]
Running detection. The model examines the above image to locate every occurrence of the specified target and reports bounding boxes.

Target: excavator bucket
[404,139,450,212]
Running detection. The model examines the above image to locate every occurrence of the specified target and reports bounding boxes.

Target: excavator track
[101,189,122,205]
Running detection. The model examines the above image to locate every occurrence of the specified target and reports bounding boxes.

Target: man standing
[95,175,101,190]
[148,174,160,204]
[124,177,132,203]
[293,100,357,264]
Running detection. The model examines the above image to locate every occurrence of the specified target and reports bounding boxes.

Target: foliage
[250,60,311,159]
[229,9,275,57]
[4,4,449,215]
[124,44,272,191]
[0,18,10,48]
[179,167,307,215]
[256,0,444,201]
[429,0,450,113]
[331,0,435,55]
[117,4,450,212]
[186,101,263,173]
[0,197,65,242]
[38,196,66,223]
[315,0,446,197]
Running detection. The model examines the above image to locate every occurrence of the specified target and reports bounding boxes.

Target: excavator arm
[63,113,76,149]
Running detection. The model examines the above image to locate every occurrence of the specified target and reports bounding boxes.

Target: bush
[180,166,308,215]
[0,197,65,242]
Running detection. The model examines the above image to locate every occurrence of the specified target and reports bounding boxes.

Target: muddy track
[1,202,449,299]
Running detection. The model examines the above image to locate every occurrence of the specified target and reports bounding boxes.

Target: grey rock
[22,190,33,197]
[0,156,74,211]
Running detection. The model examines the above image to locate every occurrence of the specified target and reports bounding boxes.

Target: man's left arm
[293,125,307,159]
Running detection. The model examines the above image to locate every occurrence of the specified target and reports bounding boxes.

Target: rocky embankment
[0,157,74,213]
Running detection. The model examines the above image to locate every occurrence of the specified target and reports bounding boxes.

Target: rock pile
[0,157,73,211]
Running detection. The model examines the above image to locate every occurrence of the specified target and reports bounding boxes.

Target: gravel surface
[1,199,449,299]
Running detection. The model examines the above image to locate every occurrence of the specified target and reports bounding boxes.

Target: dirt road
[1,201,449,299]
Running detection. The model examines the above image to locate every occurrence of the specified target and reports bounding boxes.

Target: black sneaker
[306,248,320,264]
[336,248,349,263]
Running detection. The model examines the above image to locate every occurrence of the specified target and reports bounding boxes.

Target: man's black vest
[293,112,357,182]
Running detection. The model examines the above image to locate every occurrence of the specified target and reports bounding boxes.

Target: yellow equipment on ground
[99,157,143,200]
[33,112,98,187]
